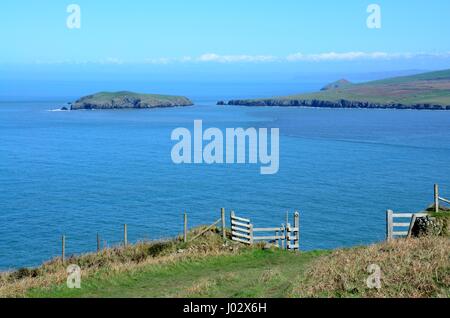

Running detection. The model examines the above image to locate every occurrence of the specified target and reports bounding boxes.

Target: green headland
[221,69,450,110]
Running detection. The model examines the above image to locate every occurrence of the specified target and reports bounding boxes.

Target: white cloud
[28,51,450,65]
[287,51,396,62]
[101,57,123,64]
[286,51,450,62]
[143,57,172,64]
[196,53,277,63]
[146,51,450,64]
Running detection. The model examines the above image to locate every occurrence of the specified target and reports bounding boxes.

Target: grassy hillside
[226,69,450,109]
[371,69,450,84]
[1,227,448,298]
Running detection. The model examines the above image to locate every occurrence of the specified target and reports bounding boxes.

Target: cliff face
[223,99,450,110]
[70,92,193,110]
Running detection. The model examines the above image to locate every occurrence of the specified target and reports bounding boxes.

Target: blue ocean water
[1,85,450,270]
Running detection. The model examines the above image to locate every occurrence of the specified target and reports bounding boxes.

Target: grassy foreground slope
[225,69,450,109]
[28,249,326,298]
[1,227,448,298]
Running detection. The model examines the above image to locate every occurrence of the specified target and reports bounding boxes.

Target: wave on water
[47,108,69,112]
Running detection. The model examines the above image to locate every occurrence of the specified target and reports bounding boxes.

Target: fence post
[184,212,188,243]
[286,211,289,230]
[386,210,393,242]
[97,233,101,253]
[294,211,300,251]
[407,214,417,239]
[61,235,65,263]
[124,224,128,247]
[221,208,226,240]
[434,184,439,213]
[249,224,254,245]
[286,223,291,250]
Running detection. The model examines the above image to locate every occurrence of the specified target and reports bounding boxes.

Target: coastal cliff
[70,91,193,110]
[222,99,450,110]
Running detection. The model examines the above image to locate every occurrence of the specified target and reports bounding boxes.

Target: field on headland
[1,226,448,298]
[224,69,450,109]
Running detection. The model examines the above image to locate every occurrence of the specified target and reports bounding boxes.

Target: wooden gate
[230,211,300,251]
[230,211,253,245]
[386,210,428,241]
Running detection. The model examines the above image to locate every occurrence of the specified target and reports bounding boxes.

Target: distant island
[69,91,193,110]
[218,69,450,110]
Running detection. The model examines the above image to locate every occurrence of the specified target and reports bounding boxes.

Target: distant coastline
[218,69,450,110]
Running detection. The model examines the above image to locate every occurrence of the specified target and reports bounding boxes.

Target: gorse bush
[290,236,450,298]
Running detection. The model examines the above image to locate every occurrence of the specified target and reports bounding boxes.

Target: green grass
[27,249,328,298]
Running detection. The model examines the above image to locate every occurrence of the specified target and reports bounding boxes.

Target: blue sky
[1,0,450,80]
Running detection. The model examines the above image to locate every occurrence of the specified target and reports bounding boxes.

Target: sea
[1,80,449,270]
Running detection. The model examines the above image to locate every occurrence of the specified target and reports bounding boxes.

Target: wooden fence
[60,224,130,263]
[231,211,300,251]
[386,210,428,241]
[183,208,227,243]
[434,184,449,212]
[60,208,227,263]
[60,189,447,262]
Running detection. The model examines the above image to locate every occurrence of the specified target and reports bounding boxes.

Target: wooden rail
[386,210,428,241]
[190,218,222,242]
[440,197,450,204]
[231,211,253,245]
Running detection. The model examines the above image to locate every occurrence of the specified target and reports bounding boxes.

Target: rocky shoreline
[218,99,450,110]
